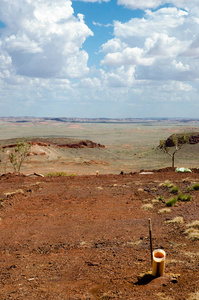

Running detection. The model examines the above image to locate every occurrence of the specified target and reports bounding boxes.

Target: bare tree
[159,134,188,168]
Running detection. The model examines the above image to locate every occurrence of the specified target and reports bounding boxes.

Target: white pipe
[152,249,166,277]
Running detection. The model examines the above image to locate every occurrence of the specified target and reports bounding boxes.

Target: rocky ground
[0,168,198,299]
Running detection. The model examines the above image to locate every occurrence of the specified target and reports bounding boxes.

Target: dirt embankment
[165,132,199,147]
[1,138,105,150]
[0,168,198,299]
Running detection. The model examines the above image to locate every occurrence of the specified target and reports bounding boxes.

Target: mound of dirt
[0,169,198,299]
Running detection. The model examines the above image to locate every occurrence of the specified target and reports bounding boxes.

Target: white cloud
[113,7,188,41]
[0,0,93,79]
[0,0,199,118]
[93,21,112,27]
[101,7,199,83]
[117,0,199,10]
[172,60,189,71]
[146,33,187,57]
[100,38,127,53]
[102,47,154,66]
[184,35,199,58]
[77,0,110,2]
[117,0,162,10]
[4,34,43,54]
[105,66,135,87]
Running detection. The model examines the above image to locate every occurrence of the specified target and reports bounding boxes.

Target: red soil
[0,169,198,299]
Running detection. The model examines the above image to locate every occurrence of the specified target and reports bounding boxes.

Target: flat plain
[1,118,199,175]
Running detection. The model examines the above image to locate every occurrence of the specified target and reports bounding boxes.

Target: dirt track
[0,169,198,299]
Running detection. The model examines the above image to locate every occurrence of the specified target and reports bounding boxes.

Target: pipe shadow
[135,274,155,285]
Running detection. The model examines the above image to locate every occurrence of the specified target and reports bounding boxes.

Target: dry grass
[165,217,184,224]
[185,220,199,240]
[188,231,199,240]
[156,292,174,300]
[188,291,199,300]
[152,199,159,204]
[4,189,24,197]
[126,240,142,246]
[158,208,171,214]
[141,204,153,211]
[185,228,199,241]
[182,251,199,258]
[186,220,199,229]
[143,198,151,203]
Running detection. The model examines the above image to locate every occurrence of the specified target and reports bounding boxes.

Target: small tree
[9,140,31,173]
[159,134,188,168]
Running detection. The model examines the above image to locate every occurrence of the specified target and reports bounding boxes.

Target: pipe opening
[154,252,164,259]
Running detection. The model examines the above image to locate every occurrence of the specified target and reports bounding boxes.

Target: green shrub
[46,171,67,177]
[177,194,192,202]
[166,197,178,207]
[187,183,199,191]
[170,185,179,194]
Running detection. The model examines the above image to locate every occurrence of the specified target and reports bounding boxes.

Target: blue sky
[0,0,199,118]
[72,1,144,67]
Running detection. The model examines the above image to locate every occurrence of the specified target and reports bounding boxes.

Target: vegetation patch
[165,197,178,207]
[170,185,179,194]
[46,171,67,177]
[177,194,192,202]
[187,183,199,191]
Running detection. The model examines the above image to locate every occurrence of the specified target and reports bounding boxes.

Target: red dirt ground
[0,169,198,299]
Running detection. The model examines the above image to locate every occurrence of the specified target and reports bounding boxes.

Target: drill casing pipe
[152,249,166,277]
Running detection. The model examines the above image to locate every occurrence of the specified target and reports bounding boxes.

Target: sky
[0,0,199,118]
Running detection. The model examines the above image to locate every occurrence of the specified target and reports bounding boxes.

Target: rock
[165,132,199,147]
[58,140,105,149]
[171,277,178,283]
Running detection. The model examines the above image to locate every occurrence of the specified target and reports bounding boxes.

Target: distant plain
[1,119,199,175]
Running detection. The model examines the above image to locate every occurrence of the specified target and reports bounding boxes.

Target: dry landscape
[0,169,199,299]
[0,119,199,299]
